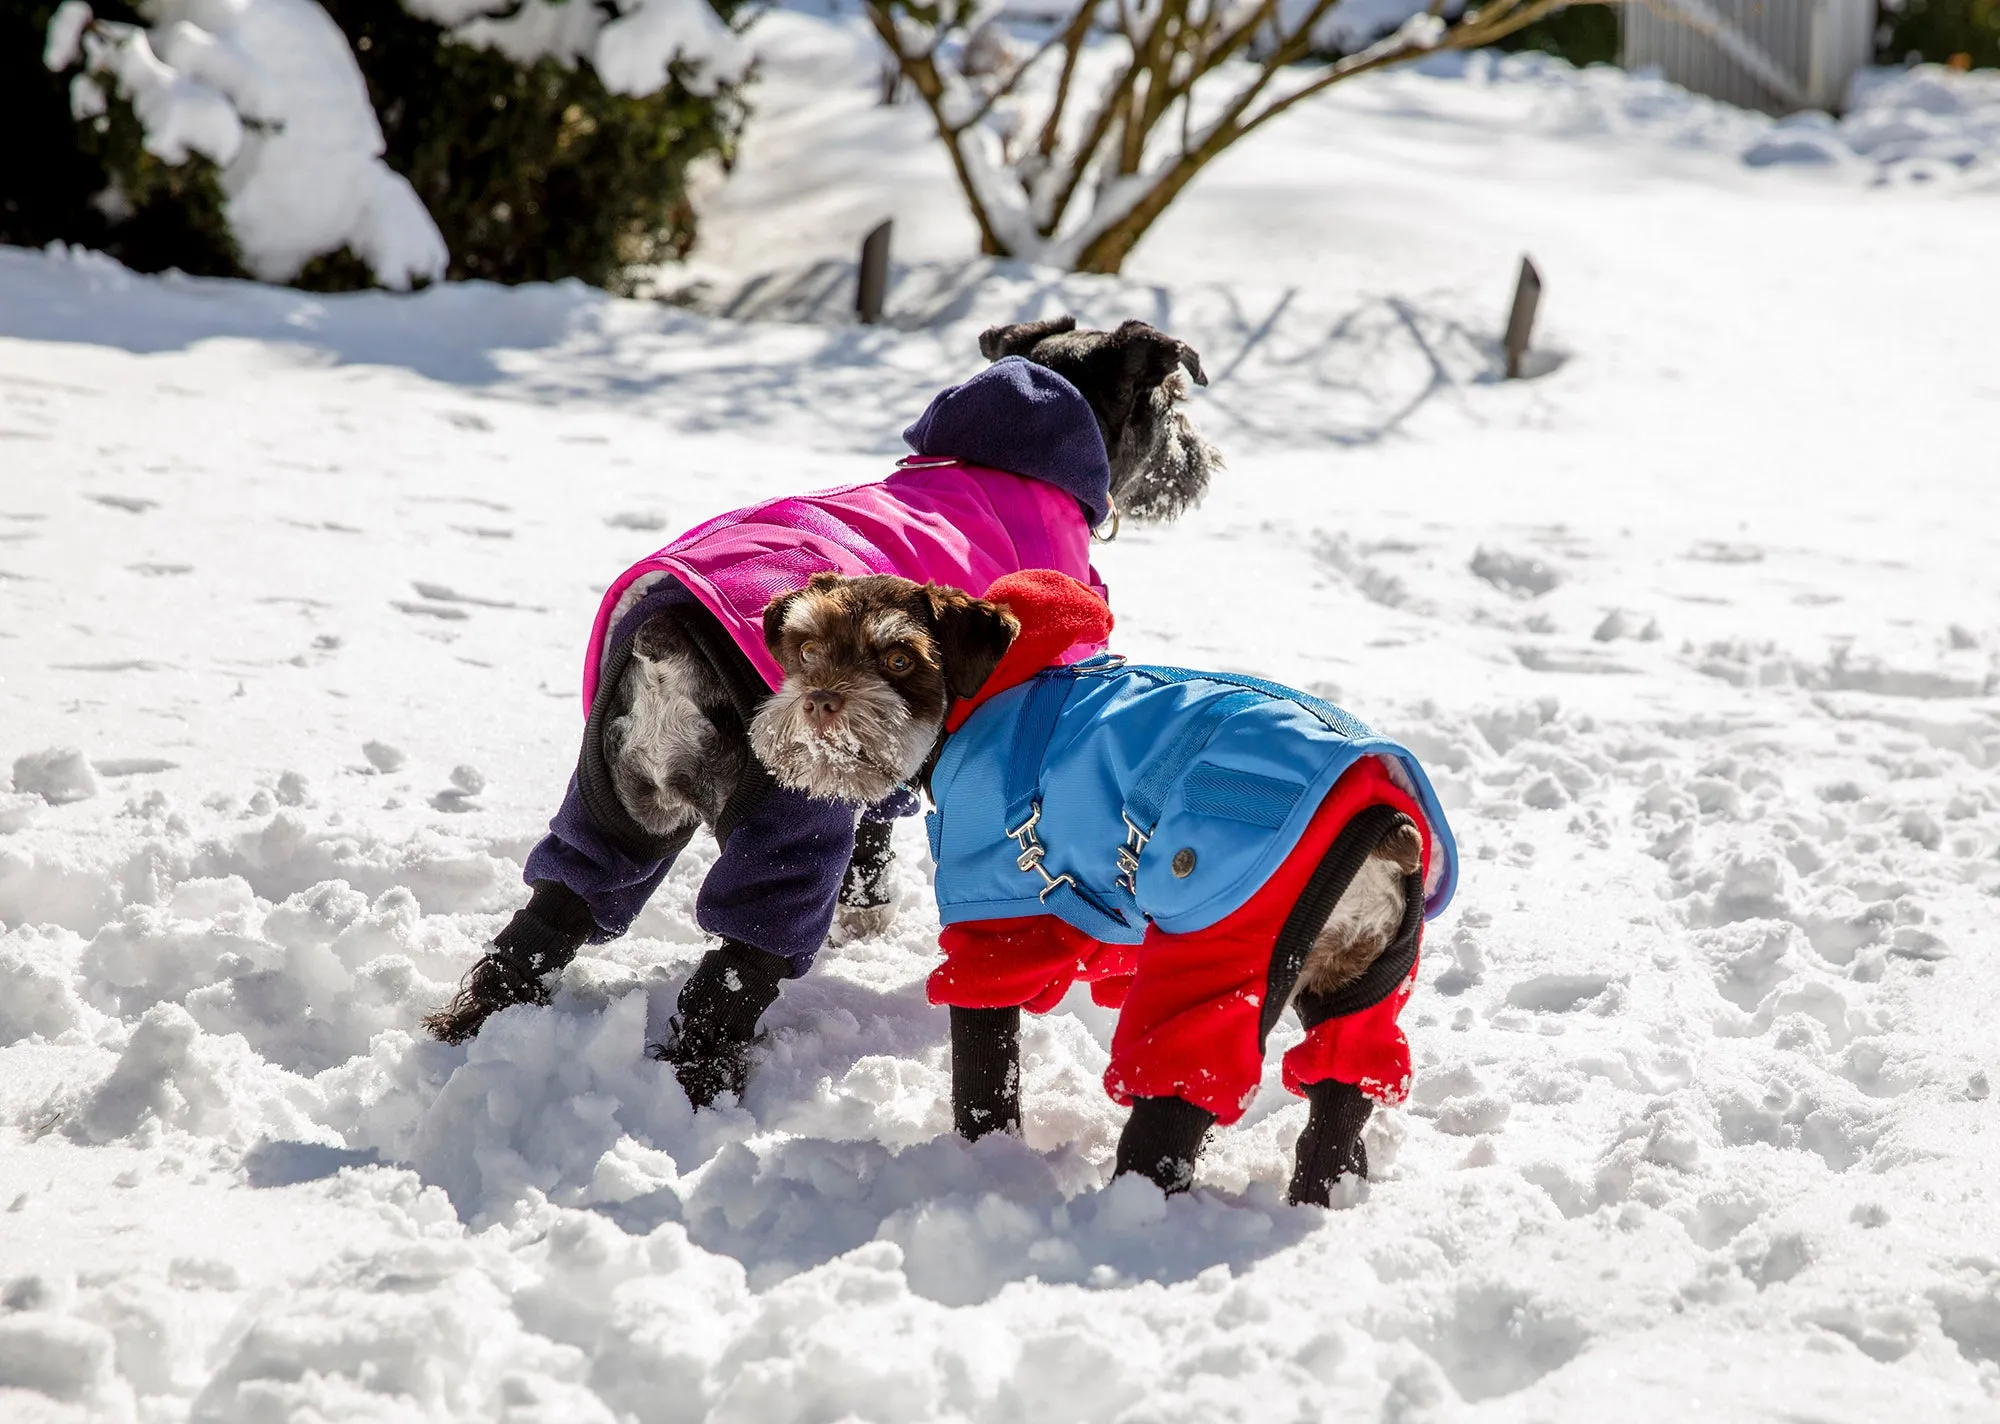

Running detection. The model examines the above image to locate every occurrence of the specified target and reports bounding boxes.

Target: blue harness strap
[1002,673,1076,832]
[1121,689,1262,836]
[997,669,1129,939]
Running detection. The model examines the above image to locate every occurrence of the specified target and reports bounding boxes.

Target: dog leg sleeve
[658,940,788,1109]
[950,1006,1022,1140]
[423,881,599,1043]
[1113,1096,1217,1195]
[1287,1079,1374,1207]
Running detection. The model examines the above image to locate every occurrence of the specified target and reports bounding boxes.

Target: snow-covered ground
[3,14,1999,1421]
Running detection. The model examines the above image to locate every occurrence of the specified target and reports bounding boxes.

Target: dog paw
[832,901,897,944]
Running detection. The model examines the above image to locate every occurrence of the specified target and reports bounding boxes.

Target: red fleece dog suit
[924,572,1438,1154]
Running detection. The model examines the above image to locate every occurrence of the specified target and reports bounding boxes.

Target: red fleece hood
[947,569,1114,732]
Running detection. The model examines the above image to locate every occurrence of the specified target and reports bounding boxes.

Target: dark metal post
[857,220,892,326]
[1504,255,1542,379]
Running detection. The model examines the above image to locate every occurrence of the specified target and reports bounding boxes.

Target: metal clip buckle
[1007,801,1076,902]
[1114,814,1150,895]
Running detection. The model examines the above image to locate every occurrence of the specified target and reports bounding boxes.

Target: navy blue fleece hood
[902,356,1113,527]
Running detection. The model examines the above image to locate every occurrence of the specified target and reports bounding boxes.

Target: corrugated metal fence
[1622,0,1878,113]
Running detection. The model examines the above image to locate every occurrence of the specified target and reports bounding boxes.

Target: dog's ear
[1105,319,1207,391]
[762,585,811,661]
[924,585,1020,700]
[979,315,1077,362]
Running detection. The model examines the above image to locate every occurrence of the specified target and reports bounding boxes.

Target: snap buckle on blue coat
[1114,813,1149,895]
[1007,802,1077,902]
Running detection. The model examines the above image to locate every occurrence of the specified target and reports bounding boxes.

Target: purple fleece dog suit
[510,357,1117,981]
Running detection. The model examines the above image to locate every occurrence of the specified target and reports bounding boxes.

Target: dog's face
[750,573,1019,805]
[979,315,1222,525]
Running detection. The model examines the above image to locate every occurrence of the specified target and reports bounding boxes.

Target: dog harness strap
[998,671,1134,940]
[1001,673,1076,831]
[1114,687,1260,895]
[1122,688,1262,835]
[1127,664,1374,741]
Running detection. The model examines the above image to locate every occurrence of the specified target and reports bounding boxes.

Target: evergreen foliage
[1881,0,2000,68]
[0,0,240,275]
[3,0,746,293]
[319,0,746,292]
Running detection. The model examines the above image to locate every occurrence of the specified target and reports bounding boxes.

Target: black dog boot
[655,939,788,1109]
[1114,1096,1217,1194]
[834,817,897,941]
[950,1005,1022,1140]
[424,881,597,1043]
[1287,1079,1374,1207]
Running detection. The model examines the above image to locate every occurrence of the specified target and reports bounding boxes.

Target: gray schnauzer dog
[424,317,1225,1115]
[747,570,1452,1205]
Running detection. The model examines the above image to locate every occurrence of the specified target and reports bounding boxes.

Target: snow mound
[1435,50,2000,185]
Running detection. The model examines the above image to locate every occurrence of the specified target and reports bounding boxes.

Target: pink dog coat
[579,459,1108,712]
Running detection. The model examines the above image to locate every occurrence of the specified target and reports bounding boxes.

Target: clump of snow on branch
[45,0,449,289]
[1264,0,1455,56]
[401,0,750,96]
[870,0,1504,271]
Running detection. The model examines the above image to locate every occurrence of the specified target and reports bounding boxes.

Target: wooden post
[1504,255,1542,380]
[857,220,893,326]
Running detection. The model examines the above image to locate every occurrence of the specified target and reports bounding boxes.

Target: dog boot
[655,939,788,1109]
[949,1005,1022,1140]
[1114,1096,1217,1194]
[423,881,596,1043]
[1287,1079,1373,1207]
[833,816,897,942]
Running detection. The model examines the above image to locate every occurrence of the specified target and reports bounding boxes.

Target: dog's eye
[799,640,821,661]
[882,649,913,675]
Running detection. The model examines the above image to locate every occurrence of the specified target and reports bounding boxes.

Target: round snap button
[1171,848,1196,878]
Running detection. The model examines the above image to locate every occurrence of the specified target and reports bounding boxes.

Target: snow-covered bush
[44,0,452,288]
[1,0,242,277]
[12,0,748,290]
[323,0,750,288]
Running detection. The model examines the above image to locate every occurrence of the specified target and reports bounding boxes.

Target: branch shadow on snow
[4,247,1559,455]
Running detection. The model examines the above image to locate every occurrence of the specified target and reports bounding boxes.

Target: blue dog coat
[926,656,1459,945]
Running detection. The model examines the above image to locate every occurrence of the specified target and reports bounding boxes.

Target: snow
[4,16,2000,1420]
[405,0,750,96]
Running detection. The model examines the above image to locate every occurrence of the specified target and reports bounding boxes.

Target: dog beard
[749,676,936,806]
[1112,375,1223,525]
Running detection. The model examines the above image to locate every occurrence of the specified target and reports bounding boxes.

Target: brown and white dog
[749,572,1450,1203]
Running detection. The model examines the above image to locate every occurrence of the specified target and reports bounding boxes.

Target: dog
[748,568,1458,1204]
[424,319,1224,1113]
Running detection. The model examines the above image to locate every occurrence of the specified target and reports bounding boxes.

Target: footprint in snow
[606,510,670,532]
[1685,540,1764,564]
[409,581,545,613]
[88,493,158,514]
[1471,546,1560,598]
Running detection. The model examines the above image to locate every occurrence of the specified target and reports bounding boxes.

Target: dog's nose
[803,689,844,725]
